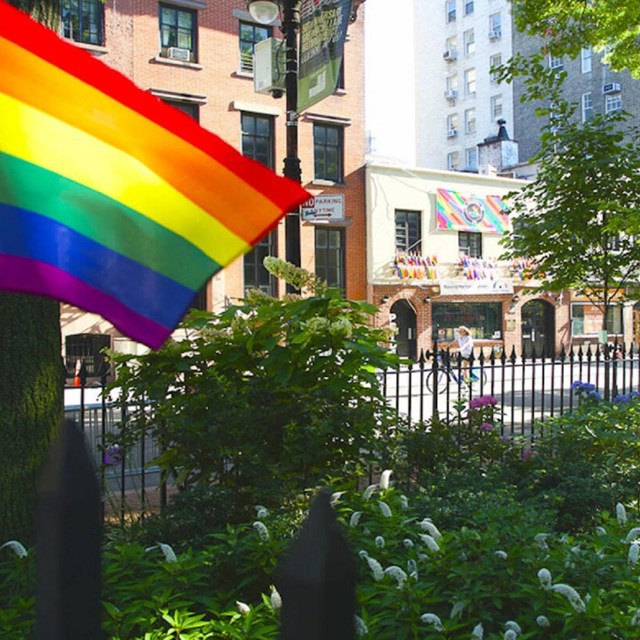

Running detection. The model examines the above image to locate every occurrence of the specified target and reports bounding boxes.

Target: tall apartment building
[409,0,640,174]
[414,0,514,172]
[59,0,367,376]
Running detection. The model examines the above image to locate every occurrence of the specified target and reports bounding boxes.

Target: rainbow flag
[0,1,309,349]
[436,188,510,234]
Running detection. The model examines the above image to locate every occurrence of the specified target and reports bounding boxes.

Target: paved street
[381,358,640,434]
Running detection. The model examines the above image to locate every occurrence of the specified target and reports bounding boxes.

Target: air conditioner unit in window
[167,46,191,62]
[603,82,622,94]
[253,37,286,95]
[488,30,501,40]
[444,89,458,100]
[447,128,458,138]
[443,50,458,61]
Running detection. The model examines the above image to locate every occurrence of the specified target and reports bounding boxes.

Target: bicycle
[425,353,487,394]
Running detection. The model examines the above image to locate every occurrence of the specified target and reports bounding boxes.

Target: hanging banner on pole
[298,0,353,112]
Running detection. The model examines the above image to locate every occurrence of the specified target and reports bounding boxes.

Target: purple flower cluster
[571,380,602,401]
[613,391,640,404]
[480,422,494,431]
[469,395,498,410]
[103,444,123,466]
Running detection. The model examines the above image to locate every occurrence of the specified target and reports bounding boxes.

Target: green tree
[511,0,640,77]
[499,55,640,349]
[0,1,64,542]
[108,259,401,512]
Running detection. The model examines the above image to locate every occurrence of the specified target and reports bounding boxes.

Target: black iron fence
[64,343,640,521]
[380,342,640,437]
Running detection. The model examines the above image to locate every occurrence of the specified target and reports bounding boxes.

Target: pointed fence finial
[277,490,357,640]
[35,419,103,639]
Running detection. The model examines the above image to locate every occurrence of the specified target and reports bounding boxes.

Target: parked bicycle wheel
[426,369,449,394]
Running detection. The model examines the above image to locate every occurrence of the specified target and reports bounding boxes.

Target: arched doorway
[521,299,555,357]
[390,299,417,360]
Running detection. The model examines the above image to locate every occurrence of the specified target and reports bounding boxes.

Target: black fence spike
[35,419,103,640]
[509,345,517,363]
[277,490,357,640]
[559,344,567,361]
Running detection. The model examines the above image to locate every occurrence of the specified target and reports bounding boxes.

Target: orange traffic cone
[73,359,82,387]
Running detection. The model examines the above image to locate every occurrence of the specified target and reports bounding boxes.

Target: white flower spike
[270,586,282,610]
[536,615,550,628]
[505,620,521,635]
[419,518,442,540]
[365,556,384,581]
[144,543,177,563]
[354,615,368,636]
[471,622,484,638]
[252,521,270,541]
[629,542,640,566]
[420,613,444,631]
[617,502,628,525]
[384,565,408,588]
[236,601,250,615]
[378,501,392,518]
[0,540,28,558]
[537,568,552,589]
[419,533,440,552]
[550,583,586,613]
[379,469,393,490]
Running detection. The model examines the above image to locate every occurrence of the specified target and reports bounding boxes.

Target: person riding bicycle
[451,326,476,381]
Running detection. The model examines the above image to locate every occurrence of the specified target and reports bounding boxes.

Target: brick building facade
[59,0,367,373]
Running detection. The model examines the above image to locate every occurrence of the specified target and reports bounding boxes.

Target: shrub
[107,259,402,513]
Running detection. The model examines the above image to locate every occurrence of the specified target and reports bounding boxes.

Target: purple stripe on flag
[0,254,170,349]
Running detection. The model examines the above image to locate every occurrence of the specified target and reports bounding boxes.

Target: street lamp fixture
[248,0,302,288]
[247,0,280,24]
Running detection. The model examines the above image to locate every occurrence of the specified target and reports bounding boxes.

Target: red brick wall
[100,0,366,303]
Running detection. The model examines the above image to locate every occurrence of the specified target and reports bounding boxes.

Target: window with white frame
[447,151,460,171]
[464,29,475,55]
[464,107,476,134]
[489,13,501,38]
[447,113,459,136]
[445,0,456,22]
[445,34,457,53]
[571,303,623,337]
[581,92,593,122]
[446,73,458,99]
[581,47,592,73]
[464,0,473,15]
[464,68,476,96]
[465,146,478,170]
[489,53,502,82]
[159,4,197,62]
[606,93,622,114]
[549,53,564,71]
[490,94,503,120]
[239,20,271,72]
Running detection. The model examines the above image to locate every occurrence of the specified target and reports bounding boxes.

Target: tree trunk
[0,294,63,543]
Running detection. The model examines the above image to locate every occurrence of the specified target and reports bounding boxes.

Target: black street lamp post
[248,0,302,282]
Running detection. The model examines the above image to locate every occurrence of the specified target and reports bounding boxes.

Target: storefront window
[432,302,502,341]
[571,303,623,336]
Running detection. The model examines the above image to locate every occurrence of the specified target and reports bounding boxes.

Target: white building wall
[365,162,526,284]
[414,0,515,171]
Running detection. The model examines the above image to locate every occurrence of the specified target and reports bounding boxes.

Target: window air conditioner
[603,82,621,95]
[443,50,458,61]
[447,128,458,138]
[488,30,501,41]
[444,89,458,100]
[167,46,191,62]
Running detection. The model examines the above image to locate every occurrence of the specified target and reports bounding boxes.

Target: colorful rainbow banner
[0,1,309,349]
[436,188,510,234]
